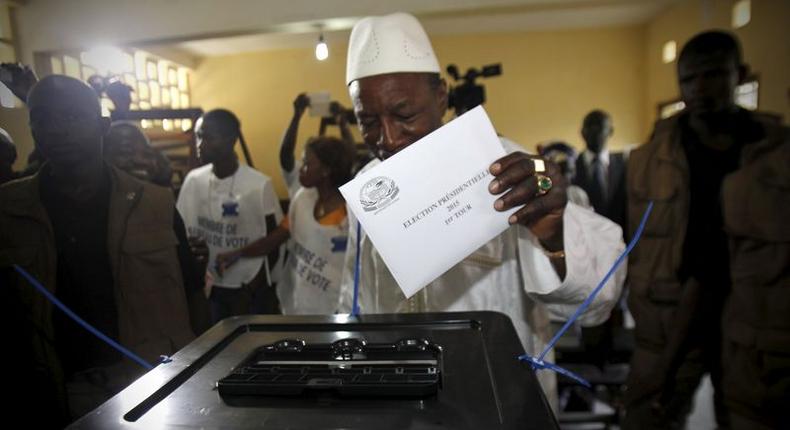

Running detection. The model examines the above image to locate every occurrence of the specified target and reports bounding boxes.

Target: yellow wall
[193,25,648,198]
[0,107,34,171]
[645,0,790,132]
[191,1,789,199]
[432,27,646,152]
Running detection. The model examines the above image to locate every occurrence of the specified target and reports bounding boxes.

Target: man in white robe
[338,12,627,405]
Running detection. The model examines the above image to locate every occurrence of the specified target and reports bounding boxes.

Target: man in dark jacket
[573,109,627,230]
[0,75,194,427]
[623,31,788,429]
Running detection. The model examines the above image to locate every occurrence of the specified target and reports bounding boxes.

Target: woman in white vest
[215,136,355,314]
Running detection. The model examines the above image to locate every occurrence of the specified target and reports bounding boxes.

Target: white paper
[339,106,517,298]
[308,91,331,117]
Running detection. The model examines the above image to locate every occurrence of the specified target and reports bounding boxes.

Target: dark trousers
[722,339,790,430]
[209,271,280,323]
[209,284,255,323]
[251,280,281,315]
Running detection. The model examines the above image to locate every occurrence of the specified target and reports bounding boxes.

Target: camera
[446,63,502,116]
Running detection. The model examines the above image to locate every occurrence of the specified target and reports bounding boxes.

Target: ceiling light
[315,34,329,61]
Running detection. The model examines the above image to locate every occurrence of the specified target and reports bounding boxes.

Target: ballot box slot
[245,319,479,332]
[218,338,443,398]
[123,323,251,422]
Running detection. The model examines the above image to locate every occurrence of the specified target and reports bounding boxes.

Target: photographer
[446,63,501,117]
[0,62,38,103]
[280,93,354,198]
[0,127,19,185]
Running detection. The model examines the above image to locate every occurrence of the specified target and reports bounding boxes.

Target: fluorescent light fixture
[662,40,677,64]
[315,34,329,61]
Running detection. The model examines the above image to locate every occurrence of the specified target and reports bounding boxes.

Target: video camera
[446,63,502,116]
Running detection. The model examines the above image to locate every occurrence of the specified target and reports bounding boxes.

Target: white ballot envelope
[339,106,518,298]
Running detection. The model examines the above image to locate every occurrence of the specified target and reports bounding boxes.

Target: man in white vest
[339,13,628,406]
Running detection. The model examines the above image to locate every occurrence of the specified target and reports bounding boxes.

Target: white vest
[279,187,348,314]
[177,164,283,288]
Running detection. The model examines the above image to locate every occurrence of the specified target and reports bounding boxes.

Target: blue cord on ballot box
[519,201,654,387]
[12,264,173,371]
[352,221,362,316]
[14,199,650,377]
[349,201,653,387]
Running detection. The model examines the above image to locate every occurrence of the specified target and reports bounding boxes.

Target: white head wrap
[346,12,440,86]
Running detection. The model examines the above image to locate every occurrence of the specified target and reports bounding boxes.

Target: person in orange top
[216,136,355,314]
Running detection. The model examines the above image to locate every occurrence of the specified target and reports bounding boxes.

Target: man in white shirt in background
[177,109,283,322]
[338,12,628,406]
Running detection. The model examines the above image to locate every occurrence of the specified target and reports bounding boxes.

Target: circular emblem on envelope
[360,176,400,212]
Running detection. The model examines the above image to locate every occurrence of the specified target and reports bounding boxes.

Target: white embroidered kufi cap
[346,12,440,86]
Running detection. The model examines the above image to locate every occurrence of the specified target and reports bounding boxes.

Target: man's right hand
[330,101,348,123]
[0,63,38,103]
[282,94,309,172]
[293,93,310,118]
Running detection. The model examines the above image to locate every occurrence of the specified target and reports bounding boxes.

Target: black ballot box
[68,311,559,429]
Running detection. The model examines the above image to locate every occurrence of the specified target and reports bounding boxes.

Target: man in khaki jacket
[623,31,788,429]
[0,75,194,427]
[720,125,789,429]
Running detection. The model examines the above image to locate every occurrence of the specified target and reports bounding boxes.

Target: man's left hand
[488,152,567,249]
[215,250,242,276]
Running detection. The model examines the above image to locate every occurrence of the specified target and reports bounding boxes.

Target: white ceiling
[170,0,674,57]
[14,0,676,64]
